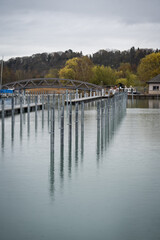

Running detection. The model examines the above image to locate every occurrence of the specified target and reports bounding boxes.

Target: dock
[0,102,42,117]
[66,95,109,105]
[128,94,160,99]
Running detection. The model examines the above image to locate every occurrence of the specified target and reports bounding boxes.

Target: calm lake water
[0,99,160,240]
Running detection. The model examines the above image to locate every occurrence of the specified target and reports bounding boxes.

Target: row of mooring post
[49,92,87,164]
[96,92,127,159]
[1,91,127,159]
[1,92,48,142]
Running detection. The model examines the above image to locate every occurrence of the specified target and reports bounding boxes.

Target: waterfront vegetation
[2,47,160,88]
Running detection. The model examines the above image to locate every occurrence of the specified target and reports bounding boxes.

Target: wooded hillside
[2,47,159,85]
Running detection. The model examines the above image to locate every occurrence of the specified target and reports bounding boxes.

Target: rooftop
[147,74,160,83]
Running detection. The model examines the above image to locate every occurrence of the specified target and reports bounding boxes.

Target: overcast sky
[1,0,160,60]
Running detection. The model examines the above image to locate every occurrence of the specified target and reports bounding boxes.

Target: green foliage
[59,56,93,82]
[137,52,160,83]
[59,68,75,79]
[118,63,132,77]
[3,47,160,86]
[116,78,128,86]
[45,68,59,78]
[92,65,116,86]
[126,71,138,87]
[116,63,139,87]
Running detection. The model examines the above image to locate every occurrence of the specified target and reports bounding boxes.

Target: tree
[59,56,93,82]
[137,52,160,84]
[92,65,116,86]
[118,63,132,77]
[2,66,16,84]
[116,78,128,87]
[45,68,59,78]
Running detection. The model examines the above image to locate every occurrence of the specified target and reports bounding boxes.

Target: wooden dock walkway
[128,94,160,99]
[66,95,109,105]
[0,103,42,117]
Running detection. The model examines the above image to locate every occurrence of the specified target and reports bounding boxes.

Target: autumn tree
[59,56,93,82]
[118,63,132,77]
[137,52,160,84]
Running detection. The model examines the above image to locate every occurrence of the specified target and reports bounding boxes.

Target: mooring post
[68,93,72,141]
[15,94,17,106]
[60,105,64,148]
[11,97,15,140]
[20,96,23,134]
[42,93,44,113]
[27,95,30,114]
[11,95,14,118]
[76,89,78,99]
[11,100,14,141]
[42,93,44,129]
[97,100,100,129]
[58,94,60,125]
[50,95,55,154]
[97,100,101,160]
[75,102,79,164]
[2,98,5,120]
[34,95,38,132]
[101,100,104,149]
[66,89,69,118]
[20,95,23,116]
[68,95,72,173]
[27,95,30,134]
[90,89,92,97]
[47,94,50,123]
[35,95,38,114]
[81,101,84,158]
[75,102,79,135]
[62,93,65,107]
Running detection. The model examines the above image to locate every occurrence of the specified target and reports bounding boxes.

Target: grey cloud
[0,0,160,59]
[1,0,160,23]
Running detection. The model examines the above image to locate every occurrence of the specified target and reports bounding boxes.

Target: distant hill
[91,47,159,70]
[2,47,159,84]
[6,49,82,76]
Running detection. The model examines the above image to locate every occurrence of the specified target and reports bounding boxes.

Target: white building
[147,74,160,94]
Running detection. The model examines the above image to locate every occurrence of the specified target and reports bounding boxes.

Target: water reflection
[50,151,55,199]
[68,136,72,178]
[27,112,30,137]
[1,119,5,151]
[96,95,127,162]
[60,145,64,184]
[11,114,14,143]
[128,98,160,108]
[42,109,44,129]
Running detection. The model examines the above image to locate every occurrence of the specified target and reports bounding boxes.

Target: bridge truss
[2,78,102,91]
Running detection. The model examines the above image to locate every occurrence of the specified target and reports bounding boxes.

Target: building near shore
[147,74,160,94]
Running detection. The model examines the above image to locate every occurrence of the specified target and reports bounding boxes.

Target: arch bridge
[2,78,102,91]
